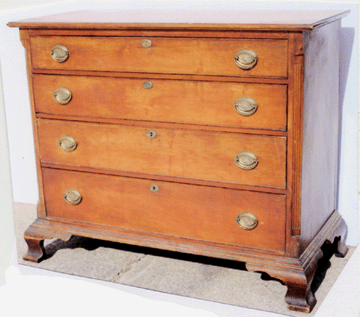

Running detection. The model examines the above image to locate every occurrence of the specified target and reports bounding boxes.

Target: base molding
[246,261,318,313]
[247,210,347,313]
[22,209,347,313]
[23,224,72,262]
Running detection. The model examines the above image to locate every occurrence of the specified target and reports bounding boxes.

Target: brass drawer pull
[146,130,157,138]
[141,39,152,48]
[53,87,72,105]
[234,49,258,70]
[64,189,82,205]
[235,151,258,170]
[236,212,258,230]
[50,44,69,63]
[150,185,159,192]
[234,97,257,116]
[143,81,153,89]
[58,135,77,152]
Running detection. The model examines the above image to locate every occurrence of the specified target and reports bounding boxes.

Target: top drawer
[30,36,288,78]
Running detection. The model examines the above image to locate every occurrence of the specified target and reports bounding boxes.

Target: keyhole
[146,130,157,138]
[150,185,159,192]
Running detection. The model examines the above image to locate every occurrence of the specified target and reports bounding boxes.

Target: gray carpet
[13,203,354,316]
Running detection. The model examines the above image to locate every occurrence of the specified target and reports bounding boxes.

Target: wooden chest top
[8,9,348,30]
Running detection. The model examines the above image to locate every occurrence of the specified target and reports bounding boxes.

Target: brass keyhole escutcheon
[234,96,257,116]
[236,212,258,230]
[150,185,159,192]
[235,151,258,170]
[234,49,258,70]
[143,81,153,89]
[64,189,82,205]
[58,136,77,152]
[50,44,70,63]
[146,130,157,138]
[141,39,152,48]
[53,87,72,105]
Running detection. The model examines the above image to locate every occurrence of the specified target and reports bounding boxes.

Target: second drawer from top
[34,74,287,131]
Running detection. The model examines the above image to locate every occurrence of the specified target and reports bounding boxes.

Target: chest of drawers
[9,9,349,313]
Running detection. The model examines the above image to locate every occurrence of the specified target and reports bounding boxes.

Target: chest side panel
[300,21,341,251]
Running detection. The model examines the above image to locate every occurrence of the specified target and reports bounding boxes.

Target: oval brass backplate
[234,96,257,116]
[53,87,72,105]
[64,189,82,205]
[58,135,77,152]
[236,212,258,230]
[50,44,70,63]
[235,151,258,170]
[234,49,258,70]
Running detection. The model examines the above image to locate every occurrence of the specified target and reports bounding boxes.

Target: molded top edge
[7,9,350,31]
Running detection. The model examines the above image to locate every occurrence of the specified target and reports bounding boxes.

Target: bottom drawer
[42,168,286,252]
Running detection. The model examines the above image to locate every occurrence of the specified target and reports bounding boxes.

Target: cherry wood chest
[9,10,349,312]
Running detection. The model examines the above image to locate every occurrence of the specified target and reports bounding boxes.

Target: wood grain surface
[42,167,287,251]
[37,118,287,188]
[30,36,288,78]
[33,74,287,131]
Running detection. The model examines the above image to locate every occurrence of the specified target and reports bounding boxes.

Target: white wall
[0,59,15,286]
[0,0,358,245]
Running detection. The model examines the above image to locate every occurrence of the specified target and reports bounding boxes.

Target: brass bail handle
[51,44,70,63]
[53,87,72,105]
[64,189,82,205]
[234,97,257,116]
[236,212,258,230]
[234,49,258,70]
[235,151,258,170]
[58,136,77,152]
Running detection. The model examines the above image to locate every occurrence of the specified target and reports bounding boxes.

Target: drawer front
[37,119,286,188]
[30,36,288,78]
[43,168,286,251]
[34,74,287,131]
